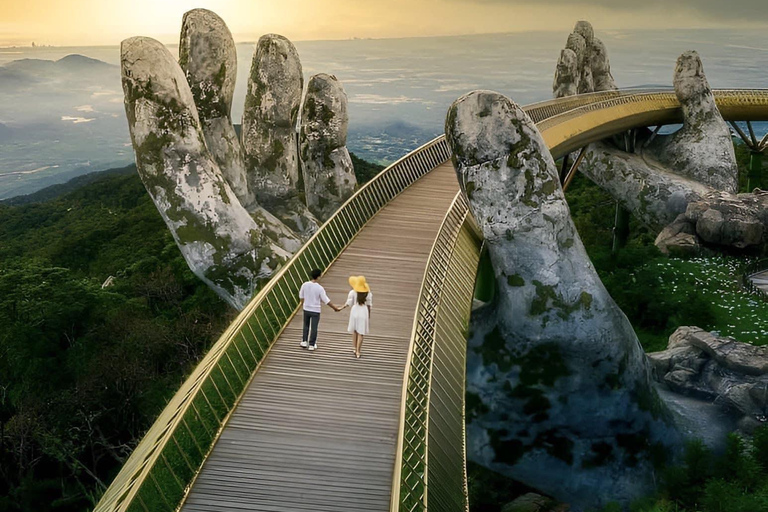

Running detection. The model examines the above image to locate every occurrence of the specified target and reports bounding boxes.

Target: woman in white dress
[342,276,372,359]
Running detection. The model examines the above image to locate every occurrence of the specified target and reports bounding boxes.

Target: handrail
[93,134,452,512]
[538,89,768,158]
[391,192,482,512]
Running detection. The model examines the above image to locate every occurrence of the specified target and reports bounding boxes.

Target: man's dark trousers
[303,311,321,347]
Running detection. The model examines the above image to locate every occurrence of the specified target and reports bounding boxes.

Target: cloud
[61,116,95,124]
[350,94,424,105]
[460,0,768,22]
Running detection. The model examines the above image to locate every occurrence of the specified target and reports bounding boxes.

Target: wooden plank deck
[181,161,460,512]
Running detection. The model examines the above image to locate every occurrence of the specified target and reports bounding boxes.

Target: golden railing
[537,89,768,158]
[92,134,452,512]
[391,192,482,512]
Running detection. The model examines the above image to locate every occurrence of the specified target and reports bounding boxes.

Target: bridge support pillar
[749,151,763,191]
[612,203,630,253]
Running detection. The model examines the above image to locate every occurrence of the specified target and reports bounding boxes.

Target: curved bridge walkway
[181,163,459,512]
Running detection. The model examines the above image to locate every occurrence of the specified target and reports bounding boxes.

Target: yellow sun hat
[348,275,370,293]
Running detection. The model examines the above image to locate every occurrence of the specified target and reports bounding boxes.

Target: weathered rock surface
[579,142,711,230]
[684,190,767,248]
[241,34,318,236]
[590,38,616,93]
[553,28,751,252]
[654,214,701,256]
[446,90,679,511]
[649,327,768,426]
[501,493,564,512]
[121,36,299,310]
[300,73,357,221]
[648,51,738,193]
[179,9,251,205]
[553,21,615,97]
[553,49,578,99]
[120,9,364,308]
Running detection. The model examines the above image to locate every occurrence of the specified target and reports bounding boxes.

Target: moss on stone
[465,181,476,199]
[489,429,526,466]
[633,384,674,424]
[507,274,525,287]
[535,430,574,465]
[540,177,557,196]
[529,280,593,320]
[505,124,533,171]
[466,391,490,422]
[582,442,615,468]
[515,343,570,388]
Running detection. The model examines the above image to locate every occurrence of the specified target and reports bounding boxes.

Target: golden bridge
[93,89,768,512]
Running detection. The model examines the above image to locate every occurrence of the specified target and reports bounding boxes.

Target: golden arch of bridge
[93,89,768,512]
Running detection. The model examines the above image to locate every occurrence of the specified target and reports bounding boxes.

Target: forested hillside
[0,154,383,511]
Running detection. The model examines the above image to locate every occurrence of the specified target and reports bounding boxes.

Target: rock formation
[300,73,357,221]
[242,34,318,235]
[648,51,738,193]
[179,9,252,206]
[553,24,759,254]
[553,21,615,98]
[121,36,298,310]
[649,327,768,433]
[121,9,356,308]
[446,90,680,510]
[553,49,578,99]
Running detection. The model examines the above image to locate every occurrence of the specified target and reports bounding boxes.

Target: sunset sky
[2,0,768,46]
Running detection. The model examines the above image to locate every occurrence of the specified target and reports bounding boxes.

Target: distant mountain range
[0,54,117,86]
[3,54,115,72]
[1,163,136,206]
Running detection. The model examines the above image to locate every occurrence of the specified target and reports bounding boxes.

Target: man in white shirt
[298,268,341,351]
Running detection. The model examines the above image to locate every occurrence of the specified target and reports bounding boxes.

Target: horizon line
[0,24,754,49]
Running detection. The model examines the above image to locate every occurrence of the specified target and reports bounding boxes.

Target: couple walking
[298,269,373,358]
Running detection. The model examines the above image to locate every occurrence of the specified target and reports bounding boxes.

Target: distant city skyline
[2,0,768,47]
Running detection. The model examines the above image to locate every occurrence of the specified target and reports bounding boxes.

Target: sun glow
[0,0,762,47]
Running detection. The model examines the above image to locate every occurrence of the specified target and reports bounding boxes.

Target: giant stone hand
[120,9,354,309]
[446,90,680,510]
[551,23,766,253]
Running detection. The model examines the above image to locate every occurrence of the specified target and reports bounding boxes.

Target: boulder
[242,34,318,236]
[502,493,556,512]
[446,90,679,511]
[654,214,701,256]
[681,327,768,376]
[646,344,702,376]
[121,36,298,310]
[685,191,765,248]
[650,327,768,424]
[300,73,357,221]
[179,8,251,205]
